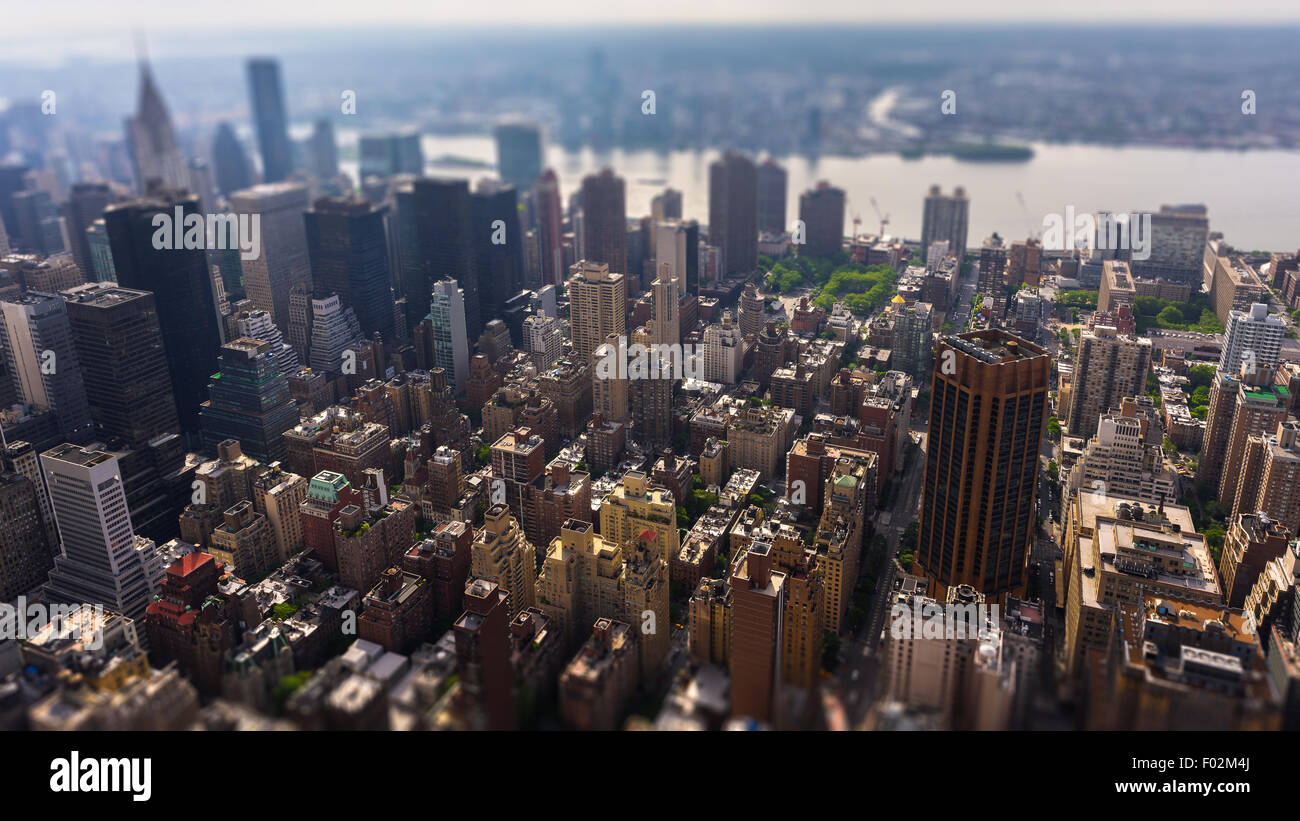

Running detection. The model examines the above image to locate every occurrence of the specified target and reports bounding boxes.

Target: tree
[1047,416,1062,441]
[1047,459,1059,481]
[821,631,842,672]
[902,521,919,549]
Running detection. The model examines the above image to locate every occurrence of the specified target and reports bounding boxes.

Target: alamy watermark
[1041,207,1150,261]
[151,207,261,260]
[0,598,105,650]
[593,335,702,381]
[890,598,1000,640]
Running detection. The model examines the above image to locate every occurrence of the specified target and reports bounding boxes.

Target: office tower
[651,188,682,222]
[1,461,55,607]
[60,283,179,447]
[708,151,758,276]
[1132,204,1209,285]
[305,195,396,342]
[703,310,744,384]
[233,307,297,375]
[568,260,626,362]
[651,261,680,349]
[245,58,293,184]
[579,169,628,289]
[308,294,364,377]
[471,179,524,318]
[63,183,114,278]
[921,185,970,258]
[125,59,190,194]
[977,234,1007,296]
[396,178,478,337]
[654,220,689,302]
[3,440,57,547]
[470,504,537,620]
[42,443,156,620]
[799,181,845,258]
[211,122,254,197]
[757,159,788,236]
[198,338,298,463]
[494,122,542,191]
[104,192,222,436]
[1068,410,1178,505]
[1200,367,1289,506]
[892,301,933,379]
[11,189,64,255]
[360,131,423,177]
[738,281,765,338]
[918,331,1049,601]
[228,181,311,333]
[592,334,629,425]
[286,283,313,362]
[308,119,339,182]
[1066,325,1152,439]
[534,169,564,286]
[0,292,93,445]
[84,220,115,282]
[730,541,786,723]
[429,279,470,395]
[1219,303,1284,376]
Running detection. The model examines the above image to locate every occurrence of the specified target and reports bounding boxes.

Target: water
[341,133,1300,253]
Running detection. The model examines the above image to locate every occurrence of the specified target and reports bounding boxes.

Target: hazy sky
[7,0,1300,31]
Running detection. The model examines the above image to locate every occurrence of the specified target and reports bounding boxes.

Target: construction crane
[1016,191,1039,240]
[869,197,890,237]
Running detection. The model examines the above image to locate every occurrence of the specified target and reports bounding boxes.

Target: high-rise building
[469,504,537,620]
[359,131,423,177]
[917,330,1049,601]
[921,185,970,259]
[1132,204,1209,286]
[307,294,364,378]
[1068,410,1179,506]
[396,177,479,337]
[651,188,682,222]
[63,183,114,278]
[978,234,1007,297]
[703,310,744,384]
[1219,303,1284,376]
[592,334,629,425]
[85,220,115,282]
[1200,366,1289,507]
[0,469,54,601]
[534,169,564,287]
[308,119,340,182]
[125,60,190,194]
[229,181,311,334]
[42,443,157,621]
[305,195,396,343]
[429,279,470,395]
[1066,325,1152,439]
[232,307,298,375]
[798,181,845,258]
[245,58,294,184]
[892,300,933,379]
[471,179,524,319]
[105,192,222,436]
[199,338,299,464]
[211,122,253,197]
[708,151,758,276]
[579,169,628,291]
[1232,420,1300,534]
[61,283,179,448]
[568,260,626,362]
[0,292,94,446]
[730,541,786,723]
[524,311,563,370]
[757,159,788,236]
[452,578,518,730]
[494,122,542,191]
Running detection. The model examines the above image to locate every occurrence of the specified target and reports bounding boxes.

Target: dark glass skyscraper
[211,121,254,196]
[396,178,479,338]
[305,195,397,343]
[60,282,180,448]
[199,337,299,463]
[471,180,523,320]
[246,58,293,183]
[580,168,627,286]
[494,122,542,191]
[62,183,115,278]
[709,151,758,275]
[104,190,222,437]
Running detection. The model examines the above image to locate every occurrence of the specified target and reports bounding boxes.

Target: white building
[524,310,564,370]
[430,278,470,394]
[235,308,299,376]
[308,294,364,377]
[703,310,744,384]
[1068,412,1179,505]
[1219,302,1284,376]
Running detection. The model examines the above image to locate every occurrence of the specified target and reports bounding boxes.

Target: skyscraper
[580,169,627,289]
[211,122,253,197]
[430,279,470,395]
[568,261,627,362]
[494,122,543,191]
[1066,325,1152,439]
[104,190,223,436]
[126,60,190,194]
[1219,303,1284,376]
[396,177,478,337]
[757,159,788,235]
[730,541,786,724]
[0,469,53,602]
[708,151,758,276]
[42,443,156,621]
[308,294,364,378]
[471,179,524,319]
[60,283,179,448]
[246,58,294,184]
[921,185,970,259]
[308,119,340,182]
[0,292,94,446]
[917,330,1049,601]
[798,181,845,258]
[305,195,396,343]
[534,169,564,287]
[199,338,299,464]
[62,183,114,278]
[229,181,312,334]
